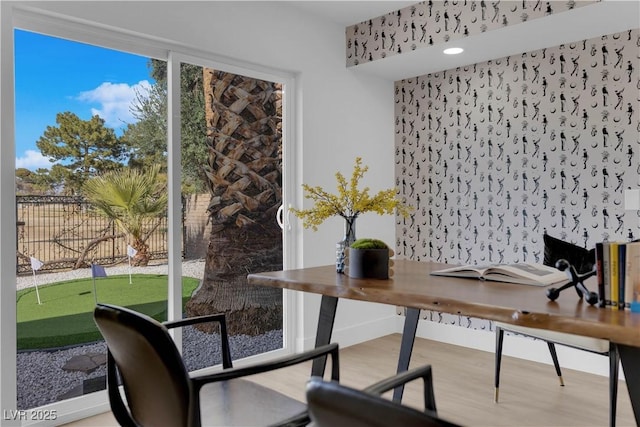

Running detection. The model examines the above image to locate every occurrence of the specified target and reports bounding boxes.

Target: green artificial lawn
[17,274,199,350]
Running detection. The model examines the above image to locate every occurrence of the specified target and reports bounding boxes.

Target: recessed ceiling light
[443,47,464,55]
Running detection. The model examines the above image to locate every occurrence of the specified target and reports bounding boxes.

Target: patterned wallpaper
[394,28,639,327]
[346,0,596,67]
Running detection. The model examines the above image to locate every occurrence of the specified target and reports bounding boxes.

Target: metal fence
[16,195,178,274]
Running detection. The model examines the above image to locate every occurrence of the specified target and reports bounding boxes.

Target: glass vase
[336,215,357,273]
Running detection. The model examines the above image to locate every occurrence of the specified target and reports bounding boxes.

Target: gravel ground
[16,260,283,410]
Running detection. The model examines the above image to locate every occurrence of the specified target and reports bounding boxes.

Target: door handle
[276,204,291,231]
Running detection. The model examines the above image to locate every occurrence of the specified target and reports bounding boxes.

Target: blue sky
[14,29,154,170]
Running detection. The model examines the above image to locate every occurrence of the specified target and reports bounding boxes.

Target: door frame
[1,5,299,425]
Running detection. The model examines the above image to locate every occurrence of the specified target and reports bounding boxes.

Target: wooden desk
[248,260,640,423]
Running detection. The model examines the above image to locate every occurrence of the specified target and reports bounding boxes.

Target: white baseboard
[300,314,399,350]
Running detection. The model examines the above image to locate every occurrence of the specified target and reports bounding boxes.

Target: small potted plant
[290,157,411,273]
[347,238,391,279]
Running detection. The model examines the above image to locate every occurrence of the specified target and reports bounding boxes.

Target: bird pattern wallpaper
[346,0,595,67]
[393,28,639,328]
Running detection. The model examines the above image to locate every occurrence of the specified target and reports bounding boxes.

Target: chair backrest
[307,379,462,427]
[94,303,192,427]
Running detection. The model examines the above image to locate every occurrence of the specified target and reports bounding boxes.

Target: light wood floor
[62,334,635,426]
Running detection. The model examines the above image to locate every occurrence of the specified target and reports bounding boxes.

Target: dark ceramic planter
[347,248,389,279]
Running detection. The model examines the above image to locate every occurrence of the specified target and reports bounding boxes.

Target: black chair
[494,323,618,427]
[494,237,619,427]
[306,365,462,427]
[93,303,340,427]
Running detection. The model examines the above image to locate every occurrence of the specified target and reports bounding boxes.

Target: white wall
[3,1,397,353]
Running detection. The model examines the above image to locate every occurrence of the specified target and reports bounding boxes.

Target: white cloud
[15,150,54,171]
[77,80,151,128]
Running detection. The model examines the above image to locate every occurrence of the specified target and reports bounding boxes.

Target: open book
[430,263,569,286]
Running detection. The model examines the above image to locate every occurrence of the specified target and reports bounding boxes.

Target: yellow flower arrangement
[291,157,411,230]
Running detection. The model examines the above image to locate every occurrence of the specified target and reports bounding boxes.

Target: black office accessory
[545,259,599,305]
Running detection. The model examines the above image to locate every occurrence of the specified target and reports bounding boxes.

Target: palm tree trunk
[186,215,282,335]
[130,238,149,267]
[186,69,283,336]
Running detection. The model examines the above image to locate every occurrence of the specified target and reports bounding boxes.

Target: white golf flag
[126,245,137,285]
[127,245,137,258]
[29,257,44,304]
[30,257,44,271]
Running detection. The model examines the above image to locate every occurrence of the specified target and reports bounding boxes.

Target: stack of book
[596,241,640,310]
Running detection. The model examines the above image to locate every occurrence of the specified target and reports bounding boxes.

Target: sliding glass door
[3,13,293,423]
[175,58,285,371]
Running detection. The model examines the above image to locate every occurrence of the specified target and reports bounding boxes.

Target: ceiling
[287,1,417,26]
[286,1,640,81]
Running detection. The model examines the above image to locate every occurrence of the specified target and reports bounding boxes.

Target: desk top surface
[248,259,640,347]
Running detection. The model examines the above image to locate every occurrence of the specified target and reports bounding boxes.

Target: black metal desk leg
[311,295,339,377]
[392,307,420,402]
[617,344,640,426]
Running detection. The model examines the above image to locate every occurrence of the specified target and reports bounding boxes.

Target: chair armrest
[191,343,339,391]
[364,365,436,413]
[163,313,232,369]
[163,313,226,329]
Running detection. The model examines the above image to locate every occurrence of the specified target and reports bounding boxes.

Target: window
[2,8,296,424]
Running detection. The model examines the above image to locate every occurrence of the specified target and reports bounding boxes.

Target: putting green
[17,274,199,350]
